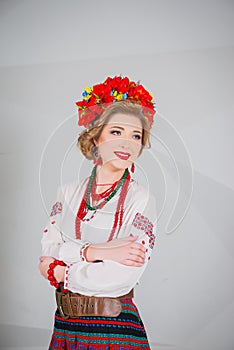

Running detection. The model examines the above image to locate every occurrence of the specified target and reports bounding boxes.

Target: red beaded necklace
[91,177,119,202]
[75,169,131,241]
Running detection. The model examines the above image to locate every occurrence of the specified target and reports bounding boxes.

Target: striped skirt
[49,291,151,349]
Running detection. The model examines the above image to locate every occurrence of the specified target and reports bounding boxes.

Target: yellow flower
[115,93,123,101]
[83,86,92,100]
[85,86,92,94]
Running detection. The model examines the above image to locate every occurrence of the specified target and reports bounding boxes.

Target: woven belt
[56,289,134,319]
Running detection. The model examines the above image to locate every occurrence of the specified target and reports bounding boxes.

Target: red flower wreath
[76,76,156,128]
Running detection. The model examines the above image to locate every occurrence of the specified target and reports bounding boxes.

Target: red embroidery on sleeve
[50,202,63,217]
[64,264,73,289]
[80,242,91,262]
[132,212,155,249]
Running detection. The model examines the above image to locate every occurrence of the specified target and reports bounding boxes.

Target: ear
[93,137,98,146]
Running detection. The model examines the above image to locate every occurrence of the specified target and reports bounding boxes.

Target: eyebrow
[109,126,142,134]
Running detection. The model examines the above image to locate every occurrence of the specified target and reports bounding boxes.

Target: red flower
[86,95,97,107]
[82,110,95,127]
[76,76,156,129]
[91,105,103,116]
[92,83,114,103]
[117,77,130,93]
[92,83,105,97]
[110,76,122,88]
[103,77,112,86]
[129,85,152,102]
[76,100,87,109]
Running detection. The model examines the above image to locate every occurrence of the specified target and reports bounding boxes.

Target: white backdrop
[0,1,234,349]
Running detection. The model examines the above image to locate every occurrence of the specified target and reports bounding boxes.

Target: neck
[95,164,126,185]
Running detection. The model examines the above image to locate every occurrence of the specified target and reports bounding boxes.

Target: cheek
[97,133,114,145]
[98,141,115,156]
[137,145,143,156]
[134,141,142,152]
[99,138,118,149]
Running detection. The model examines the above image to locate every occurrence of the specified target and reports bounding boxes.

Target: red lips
[114,151,131,160]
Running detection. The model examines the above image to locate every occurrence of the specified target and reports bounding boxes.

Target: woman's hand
[38,256,65,283]
[54,264,66,283]
[85,235,146,267]
[38,256,54,279]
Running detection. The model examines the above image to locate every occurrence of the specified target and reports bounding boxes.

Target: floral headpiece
[76,75,156,129]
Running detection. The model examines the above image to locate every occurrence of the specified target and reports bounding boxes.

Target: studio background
[0,1,233,350]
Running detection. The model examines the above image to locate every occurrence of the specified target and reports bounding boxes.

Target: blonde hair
[77,100,151,160]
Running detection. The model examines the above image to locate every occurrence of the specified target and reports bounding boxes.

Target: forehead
[105,113,142,129]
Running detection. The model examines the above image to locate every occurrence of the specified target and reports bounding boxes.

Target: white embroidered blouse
[41,175,157,297]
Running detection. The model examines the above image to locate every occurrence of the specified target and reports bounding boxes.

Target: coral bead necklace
[91,176,119,203]
[75,165,130,241]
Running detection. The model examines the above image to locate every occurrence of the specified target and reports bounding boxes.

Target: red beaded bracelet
[47,259,66,289]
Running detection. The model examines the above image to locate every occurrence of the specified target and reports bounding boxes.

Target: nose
[119,138,132,150]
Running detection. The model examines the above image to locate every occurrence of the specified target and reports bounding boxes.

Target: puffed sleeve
[41,185,91,263]
[64,193,157,297]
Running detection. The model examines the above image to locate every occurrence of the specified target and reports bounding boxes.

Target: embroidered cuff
[80,242,91,262]
[64,263,73,290]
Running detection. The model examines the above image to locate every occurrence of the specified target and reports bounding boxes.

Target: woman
[39,76,157,349]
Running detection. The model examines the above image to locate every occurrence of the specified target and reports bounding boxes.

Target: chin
[103,158,131,170]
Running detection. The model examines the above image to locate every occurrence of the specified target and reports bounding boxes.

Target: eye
[133,134,141,140]
[110,130,121,136]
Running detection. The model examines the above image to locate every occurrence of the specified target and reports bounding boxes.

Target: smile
[114,151,131,160]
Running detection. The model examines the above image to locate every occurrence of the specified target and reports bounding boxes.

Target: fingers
[130,244,146,254]
[128,234,138,241]
[121,259,145,267]
[127,235,147,252]
[122,238,146,264]
[39,256,51,262]
[129,248,145,260]
[38,262,45,277]
[38,261,49,279]
[129,241,146,263]
[130,242,146,254]
[129,253,145,265]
